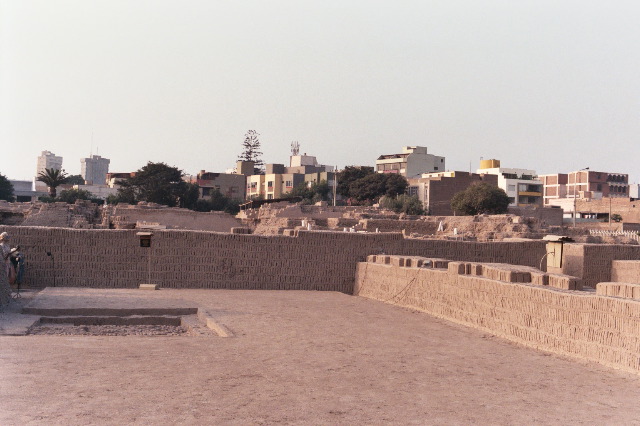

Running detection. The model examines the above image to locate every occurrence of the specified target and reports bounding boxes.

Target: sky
[1,0,639,182]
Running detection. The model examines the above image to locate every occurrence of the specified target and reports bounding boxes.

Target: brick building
[407,171,498,215]
[541,170,629,205]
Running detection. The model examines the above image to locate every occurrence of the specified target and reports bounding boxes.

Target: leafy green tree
[37,168,68,198]
[336,166,374,197]
[348,173,409,204]
[65,174,85,185]
[288,180,331,204]
[178,182,200,210]
[238,130,264,174]
[349,173,387,203]
[451,183,510,215]
[289,182,315,201]
[106,186,136,204]
[57,188,93,204]
[611,213,623,223]
[117,162,188,207]
[0,173,15,202]
[194,189,241,214]
[380,194,425,215]
[383,173,408,197]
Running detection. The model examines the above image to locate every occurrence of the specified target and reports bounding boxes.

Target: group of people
[0,232,24,307]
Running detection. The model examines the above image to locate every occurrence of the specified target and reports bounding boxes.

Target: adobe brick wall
[559,244,640,288]
[611,260,640,284]
[1,226,548,292]
[109,206,242,232]
[355,256,640,373]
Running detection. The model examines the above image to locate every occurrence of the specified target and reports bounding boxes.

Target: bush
[380,195,425,215]
[451,183,510,215]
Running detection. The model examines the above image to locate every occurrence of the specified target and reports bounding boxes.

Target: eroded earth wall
[355,256,640,373]
[0,226,547,292]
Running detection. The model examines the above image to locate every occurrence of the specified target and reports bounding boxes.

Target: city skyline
[1,1,639,182]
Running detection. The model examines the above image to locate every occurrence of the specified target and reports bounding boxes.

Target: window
[267,194,273,200]
[267,181,273,188]
[408,186,418,196]
[597,184,602,191]
[285,180,293,187]
[202,187,211,196]
[508,184,516,192]
[434,167,438,170]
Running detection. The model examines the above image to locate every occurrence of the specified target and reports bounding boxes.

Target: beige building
[246,153,335,200]
[376,146,445,178]
[197,167,247,201]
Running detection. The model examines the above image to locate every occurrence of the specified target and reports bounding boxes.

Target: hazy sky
[1,1,639,182]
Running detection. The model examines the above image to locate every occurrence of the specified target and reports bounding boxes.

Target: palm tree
[37,168,68,198]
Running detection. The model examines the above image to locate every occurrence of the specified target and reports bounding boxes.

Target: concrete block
[139,284,160,290]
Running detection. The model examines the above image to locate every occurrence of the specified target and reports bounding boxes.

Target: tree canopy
[238,130,264,174]
[0,173,15,202]
[113,162,196,208]
[65,174,85,185]
[36,168,68,197]
[380,194,425,215]
[336,166,374,197]
[348,173,409,204]
[57,188,94,204]
[288,180,331,204]
[450,183,510,215]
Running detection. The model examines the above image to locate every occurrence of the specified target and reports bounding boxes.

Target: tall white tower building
[35,150,63,191]
[81,155,110,185]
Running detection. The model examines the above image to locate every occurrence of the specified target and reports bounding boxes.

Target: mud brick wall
[611,260,640,284]
[110,207,242,232]
[560,244,640,288]
[355,258,640,374]
[360,219,439,234]
[400,239,547,269]
[0,226,552,292]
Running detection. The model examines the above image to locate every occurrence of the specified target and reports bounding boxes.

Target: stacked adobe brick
[355,255,640,373]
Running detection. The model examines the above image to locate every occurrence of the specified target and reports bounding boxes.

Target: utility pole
[333,166,338,207]
[573,167,589,228]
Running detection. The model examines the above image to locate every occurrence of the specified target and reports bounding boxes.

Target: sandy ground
[1,289,640,425]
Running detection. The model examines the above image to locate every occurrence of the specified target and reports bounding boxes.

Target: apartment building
[541,170,629,205]
[81,155,110,185]
[376,146,445,178]
[476,159,543,207]
[246,153,334,200]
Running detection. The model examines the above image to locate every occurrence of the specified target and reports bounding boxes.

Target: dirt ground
[1,289,640,425]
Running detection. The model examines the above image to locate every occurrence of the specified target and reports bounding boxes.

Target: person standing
[0,232,12,307]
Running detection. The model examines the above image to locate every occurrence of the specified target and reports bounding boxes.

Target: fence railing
[588,229,640,241]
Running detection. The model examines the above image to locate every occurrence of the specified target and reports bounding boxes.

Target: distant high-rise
[81,155,110,185]
[35,150,63,191]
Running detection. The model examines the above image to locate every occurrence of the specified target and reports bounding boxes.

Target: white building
[72,184,118,200]
[35,150,63,191]
[476,159,543,207]
[376,146,445,179]
[81,155,110,185]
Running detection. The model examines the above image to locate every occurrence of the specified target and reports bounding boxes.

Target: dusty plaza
[2,289,640,425]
